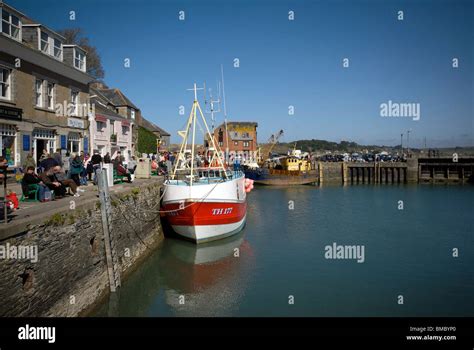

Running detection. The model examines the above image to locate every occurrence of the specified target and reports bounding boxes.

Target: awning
[121,120,130,127]
[95,114,108,122]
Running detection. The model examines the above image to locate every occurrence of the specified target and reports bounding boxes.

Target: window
[122,126,128,135]
[46,82,54,109]
[1,10,20,40]
[110,121,115,135]
[0,67,11,100]
[130,109,135,119]
[40,31,49,53]
[234,141,238,146]
[243,141,250,148]
[53,38,62,59]
[74,49,86,71]
[96,121,105,131]
[35,79,43,107]
[70,90,79,116]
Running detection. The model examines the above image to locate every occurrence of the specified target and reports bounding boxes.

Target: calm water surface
[93,185,474,317]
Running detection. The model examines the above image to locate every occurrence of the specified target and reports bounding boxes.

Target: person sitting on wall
[52,166,80,197]
[39,167,67,198]
[151,159,158,171]
[21,166,51,201]
[113,153,132,183]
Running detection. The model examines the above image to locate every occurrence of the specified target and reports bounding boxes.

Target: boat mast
[172,83,228,184]
[221,64,229,164]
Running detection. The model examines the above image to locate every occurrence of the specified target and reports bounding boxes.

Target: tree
[57,28,105,81]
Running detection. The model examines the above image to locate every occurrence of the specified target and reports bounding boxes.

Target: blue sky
[9,0,473,147]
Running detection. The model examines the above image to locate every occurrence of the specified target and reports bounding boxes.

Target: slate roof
[99,89,139,110]
[141,117,171,136]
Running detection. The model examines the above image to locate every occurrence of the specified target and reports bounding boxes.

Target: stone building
[0,2,93,166]
[208,122,258,160]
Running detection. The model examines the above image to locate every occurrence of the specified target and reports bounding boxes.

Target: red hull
[162,201,247,226]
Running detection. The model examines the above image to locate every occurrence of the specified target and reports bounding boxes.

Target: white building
[89,87,133,161]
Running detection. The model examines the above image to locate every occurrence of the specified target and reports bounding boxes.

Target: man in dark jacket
[22,166,49,201]
[91,150,103,184]
[104,152,111,164]
[39,154,59,172]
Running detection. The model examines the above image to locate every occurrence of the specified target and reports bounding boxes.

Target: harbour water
[93,184,474,317]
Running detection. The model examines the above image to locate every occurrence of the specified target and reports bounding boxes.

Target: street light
[401,133,403,154]
[407,130,411,157]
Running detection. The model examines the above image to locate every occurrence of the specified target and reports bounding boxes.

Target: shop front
[32,128,56,163]
[0,105,22,166]
[0,123,17,166]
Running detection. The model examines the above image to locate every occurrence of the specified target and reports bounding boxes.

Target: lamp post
[401,133,403,155]
[407,130,410,156]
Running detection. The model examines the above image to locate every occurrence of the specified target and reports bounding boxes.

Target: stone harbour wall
[0,182,164,317]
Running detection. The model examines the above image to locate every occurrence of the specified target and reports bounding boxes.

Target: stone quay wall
[0,180,164,317]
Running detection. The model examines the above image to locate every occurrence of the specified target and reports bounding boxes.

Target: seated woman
[21,166,51,201]
[151,159,158,171]
[115,163,132,183]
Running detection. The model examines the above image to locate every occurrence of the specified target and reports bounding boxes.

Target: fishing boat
[161,84,252,243]
[244,147,318,185]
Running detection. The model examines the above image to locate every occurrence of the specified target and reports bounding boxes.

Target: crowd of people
[19,149,138,202]
[10,149,196,203]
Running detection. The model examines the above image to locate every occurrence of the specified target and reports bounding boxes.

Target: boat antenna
[221,64,229,163]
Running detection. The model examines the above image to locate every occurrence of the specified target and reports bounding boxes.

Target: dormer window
[37,29,63,60]
[130,109,135,119]
[40,31,49,53]
[74,49,86,72]
[53,38,62,59]
[1,9,21,41]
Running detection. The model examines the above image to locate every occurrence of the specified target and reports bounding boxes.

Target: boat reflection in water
[96,231,254,317]
[162,232,253,316]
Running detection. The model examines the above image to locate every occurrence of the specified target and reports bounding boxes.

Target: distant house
[89,84,135,160]
[89,87,133,161]
[208,121,258,152]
